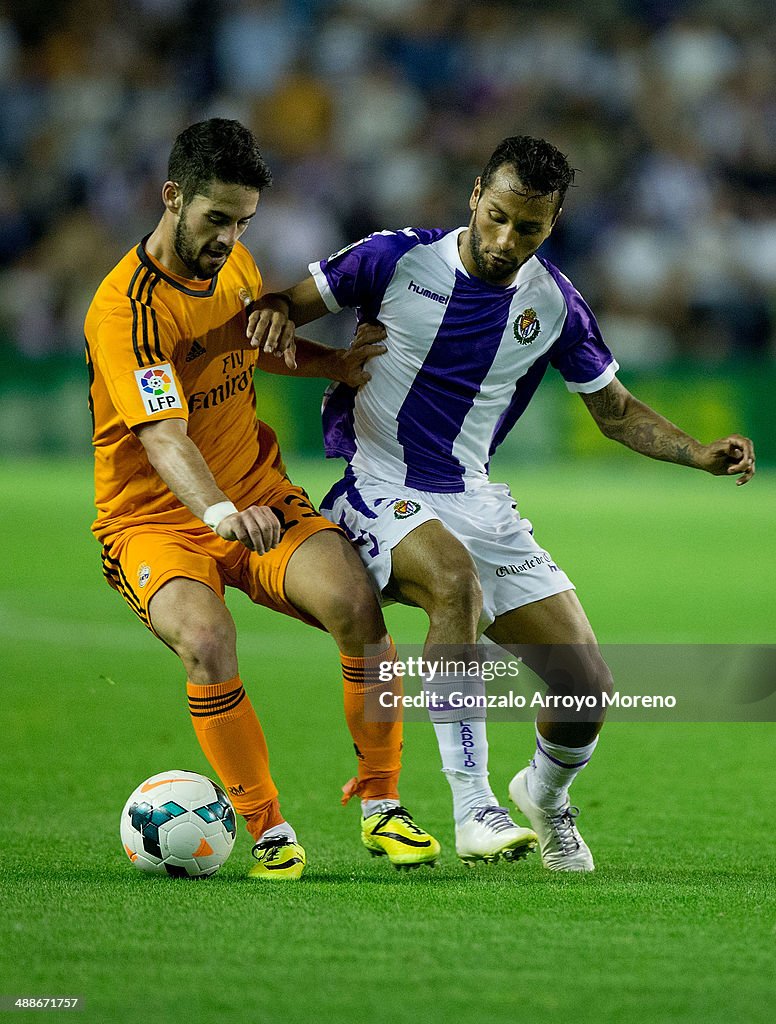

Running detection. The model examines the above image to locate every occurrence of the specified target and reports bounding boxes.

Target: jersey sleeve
[546,268,619,393]
[91,304,187,429]
[308,229,426,317]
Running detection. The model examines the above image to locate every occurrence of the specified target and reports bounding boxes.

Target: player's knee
[596,657,614,701]
[172,618,236,677]
[544,646,613,703]
[318,578,385,645]
[426,560,482,619]
[574,650,613,705]
[585,652,613,702]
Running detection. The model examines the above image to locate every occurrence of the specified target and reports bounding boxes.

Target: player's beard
[467,219,520,284]
[173,211,230,279]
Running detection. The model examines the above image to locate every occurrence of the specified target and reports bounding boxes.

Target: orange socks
[340,641,403,804]
[187,647,403,829]
[186,677,283,840]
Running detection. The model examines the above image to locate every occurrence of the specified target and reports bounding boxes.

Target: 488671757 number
[0,996,83,1011]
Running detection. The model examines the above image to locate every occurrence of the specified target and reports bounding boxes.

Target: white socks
[527,726,598,810]
[431,716,487,774]
[260,821,297,843]
[432,718,498,826]
[361,798,400,817]
[422,674,499,826]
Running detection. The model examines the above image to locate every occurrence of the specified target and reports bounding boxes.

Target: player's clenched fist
[216,505,283,552]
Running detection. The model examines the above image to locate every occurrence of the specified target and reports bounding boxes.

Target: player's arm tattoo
[581,379,703,468]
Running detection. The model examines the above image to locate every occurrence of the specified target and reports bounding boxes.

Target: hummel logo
[186,340,206,362]
[407,279,449,305]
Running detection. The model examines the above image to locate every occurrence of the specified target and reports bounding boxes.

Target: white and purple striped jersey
[310,227,618,493]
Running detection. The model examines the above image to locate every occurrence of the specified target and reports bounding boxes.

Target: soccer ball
[120,770,237,878]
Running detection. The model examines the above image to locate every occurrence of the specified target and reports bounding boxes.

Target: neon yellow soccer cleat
[361,806,441,870]
[247,836,306,880]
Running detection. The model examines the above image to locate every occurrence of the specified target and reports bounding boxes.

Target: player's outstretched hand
[700,434,755,485]
[334,321,387,387]
[216,506,283,553]
[246,300,297,369]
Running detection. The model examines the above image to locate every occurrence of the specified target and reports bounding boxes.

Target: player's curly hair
[480,136,575,208]
[168,119,272,203]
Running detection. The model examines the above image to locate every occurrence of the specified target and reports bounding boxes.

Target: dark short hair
[168,119,272,202]
[480,136,575,207]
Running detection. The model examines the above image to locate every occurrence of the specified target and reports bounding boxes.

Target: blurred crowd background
[1,0,774,455]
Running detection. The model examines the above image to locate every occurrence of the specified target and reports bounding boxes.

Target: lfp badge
[134,363,183,415]
[140,369,172,396]
[514,307,541,345]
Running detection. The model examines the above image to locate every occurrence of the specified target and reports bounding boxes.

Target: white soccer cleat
[508,767,595,872]
[455,805,537,865]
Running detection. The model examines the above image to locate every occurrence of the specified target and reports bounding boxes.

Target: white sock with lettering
[527,725,598,810]
[423,674,498,825]
[432,719,498,826]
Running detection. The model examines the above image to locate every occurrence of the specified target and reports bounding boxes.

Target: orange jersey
[85,237,280,543]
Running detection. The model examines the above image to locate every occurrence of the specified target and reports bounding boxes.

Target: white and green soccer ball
[120,770,237,878]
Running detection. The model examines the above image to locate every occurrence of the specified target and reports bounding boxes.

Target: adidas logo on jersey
[186,340,206,362]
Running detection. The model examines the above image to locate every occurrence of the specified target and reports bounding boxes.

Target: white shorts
[320,469,574,632]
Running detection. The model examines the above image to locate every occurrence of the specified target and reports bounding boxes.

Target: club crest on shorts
[238,287,253,307]
[137,563,151,588]
[393,499,421,520]
[514,307,541,345]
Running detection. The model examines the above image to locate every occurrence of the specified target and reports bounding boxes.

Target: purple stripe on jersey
[322,382,357,460]
[490,262,615,457]
[538,257,615,384]
[319,228,447,319]
[488,351,554,458]
[397,271,514,492]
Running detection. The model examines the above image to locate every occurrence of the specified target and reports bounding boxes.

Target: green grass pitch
[1,456,774,1023]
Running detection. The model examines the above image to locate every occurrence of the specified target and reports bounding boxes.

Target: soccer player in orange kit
[85,119,440,879]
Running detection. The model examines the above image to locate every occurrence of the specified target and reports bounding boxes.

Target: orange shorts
[100,477,341,636]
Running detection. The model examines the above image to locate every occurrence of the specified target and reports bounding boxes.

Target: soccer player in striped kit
[252,135,755,870]
[85,119,440,879]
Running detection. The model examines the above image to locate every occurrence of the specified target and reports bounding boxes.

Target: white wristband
[203,500,238,532]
